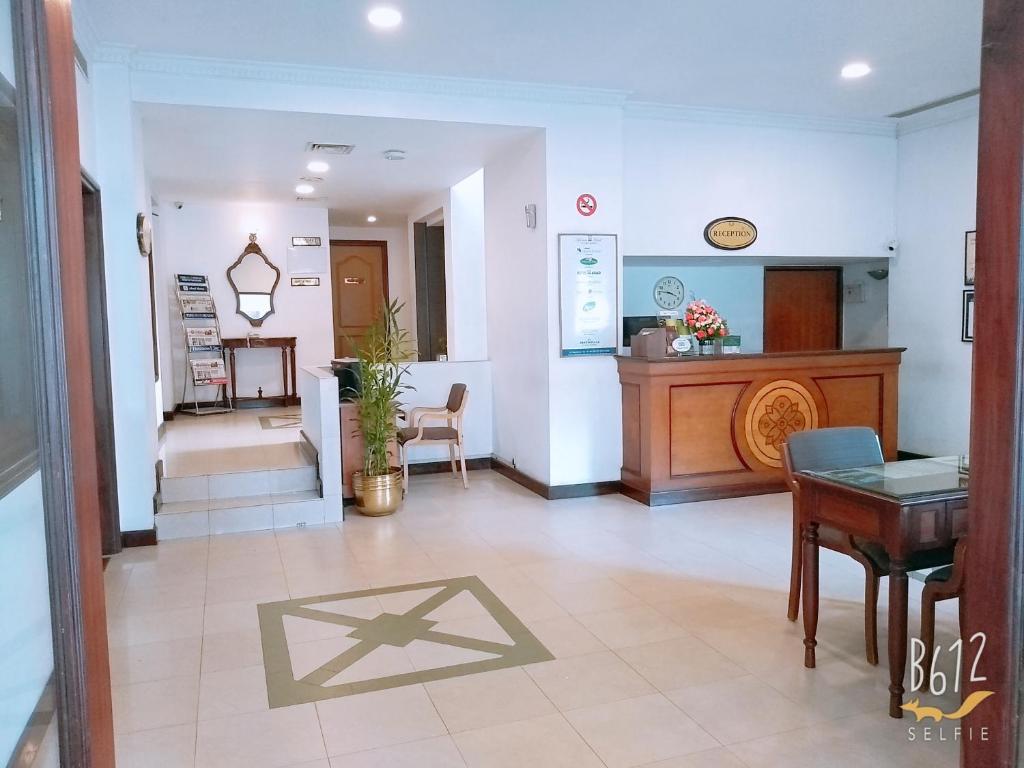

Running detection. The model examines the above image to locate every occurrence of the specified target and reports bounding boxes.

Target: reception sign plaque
[704,217,758,250]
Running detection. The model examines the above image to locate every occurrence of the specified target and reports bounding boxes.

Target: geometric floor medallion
[257,575,554,707]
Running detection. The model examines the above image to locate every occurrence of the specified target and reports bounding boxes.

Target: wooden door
[82,176,121,556]
[330,241,388,357]
[763,267,842,352]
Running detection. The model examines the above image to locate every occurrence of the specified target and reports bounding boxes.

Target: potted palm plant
[350,299,413,516]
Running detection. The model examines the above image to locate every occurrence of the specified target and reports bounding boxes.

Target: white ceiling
[83,0,982,119]
[139,105,538,225]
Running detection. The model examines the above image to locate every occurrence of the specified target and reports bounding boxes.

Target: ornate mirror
[227,234,281,326]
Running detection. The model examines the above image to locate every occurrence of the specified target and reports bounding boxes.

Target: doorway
[413,222,447,361]
[763,267,843,352]
[330,240,389,358]
[81,176,121,556]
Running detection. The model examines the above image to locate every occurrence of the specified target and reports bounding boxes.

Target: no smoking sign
[576,193,597,217]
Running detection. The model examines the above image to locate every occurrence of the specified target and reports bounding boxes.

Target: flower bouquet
[683,299,728,354]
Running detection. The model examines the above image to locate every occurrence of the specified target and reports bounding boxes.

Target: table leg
[228,348,237,408]
[888,558,909,718]
[802,521,819,668]
[281,347,288,406]
[289,344,297,404]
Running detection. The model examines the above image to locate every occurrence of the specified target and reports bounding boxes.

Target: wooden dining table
[797,456,968,717]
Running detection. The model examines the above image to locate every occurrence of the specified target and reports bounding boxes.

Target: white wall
[624,116,897,259]
[157,201,331,406]
[484,134,550,481]
[891,104,978,456]
[623,262,765,351]
[0,474,54,762]
[328,224,412,341]
[448,169,488,361]
[76,64,97,177]
[403,361,493,462]
[92,61,159,532]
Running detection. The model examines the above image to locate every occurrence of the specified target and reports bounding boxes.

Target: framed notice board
[558,234,618,357]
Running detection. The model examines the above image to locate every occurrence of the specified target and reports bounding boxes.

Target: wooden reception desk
[617,348,904,505]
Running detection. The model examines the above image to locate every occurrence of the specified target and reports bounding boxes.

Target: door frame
[329,239,390,358]
[762,266,844,351]
[81,172,121,557]
[15,0,115,763]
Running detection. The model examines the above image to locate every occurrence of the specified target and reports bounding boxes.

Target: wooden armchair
[396,383,469,491]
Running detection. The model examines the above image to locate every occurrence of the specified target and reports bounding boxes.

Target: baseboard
[490,457,622,501]
[121,529,157,547]
[898,450,932,461]
[407,457,493,476]
[162,410,176,421]
[175,396,300,412]
[620,480,787,506]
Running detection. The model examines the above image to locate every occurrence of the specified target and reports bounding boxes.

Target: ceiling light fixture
[368,6,402,29]
[307,160,330,173]
[366,215,378,223]
[841,62,872,79]
[382,149,406,161]
[295,183,315,195]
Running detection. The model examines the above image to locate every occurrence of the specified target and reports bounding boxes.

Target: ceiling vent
[306,142,355,155]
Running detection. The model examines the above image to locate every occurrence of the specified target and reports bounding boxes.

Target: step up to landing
[157,490,329,539]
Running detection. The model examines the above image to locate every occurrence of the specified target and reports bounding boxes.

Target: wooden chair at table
[784,427,953,665]
[920,538,967,689]
[396,383,469,492]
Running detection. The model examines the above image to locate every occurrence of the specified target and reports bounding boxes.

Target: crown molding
[90,48,630,107]
[895,95,980,137]
[624,101,897,137]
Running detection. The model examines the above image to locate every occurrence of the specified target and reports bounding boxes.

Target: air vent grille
[306,142,355,155]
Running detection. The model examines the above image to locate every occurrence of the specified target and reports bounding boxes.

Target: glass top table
[801,456,969,502]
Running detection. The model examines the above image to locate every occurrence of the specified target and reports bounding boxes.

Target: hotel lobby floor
[104,471,962,768]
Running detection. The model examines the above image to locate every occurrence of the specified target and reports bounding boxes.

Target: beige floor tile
[564,693,719,768]
[426,667,556,732]
[654,594,777,635]
[617,636,747,692]
[198,664,269,720]
[575,604,689,649]
[207,548,286,580]
[205,571,290,605]
[316,684,448,756]
[112,676,200,734]
[542,577,643,614]
[116,579,208,615]
[107,605,205,648]
[115,722,197,768]
[525,651,655,710]
[203,599,262,635]
[453,713,604,768]
[667,675,813,745]
[327,736,466,768]
[202,629,265,673]
[522,615,607,658]
[108,636,202,686]
[195,703,327,768]
[638,746,749,767]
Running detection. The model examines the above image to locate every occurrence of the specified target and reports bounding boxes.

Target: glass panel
[0,11,60,764]
[803,456,969,501]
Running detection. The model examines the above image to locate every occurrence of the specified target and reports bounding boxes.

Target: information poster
[558,234,618,357]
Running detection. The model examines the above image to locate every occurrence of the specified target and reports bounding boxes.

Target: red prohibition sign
[576,193,597,217]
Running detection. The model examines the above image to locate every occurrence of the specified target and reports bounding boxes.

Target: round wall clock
[136,212,153,257]
[653,276,684,310]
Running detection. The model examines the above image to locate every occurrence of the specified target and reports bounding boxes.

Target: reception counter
[617,348,904,505]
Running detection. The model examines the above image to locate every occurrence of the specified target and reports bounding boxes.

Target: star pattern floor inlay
[257,575,554,706]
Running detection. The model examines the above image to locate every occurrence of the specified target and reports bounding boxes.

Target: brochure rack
[176,274,232,416]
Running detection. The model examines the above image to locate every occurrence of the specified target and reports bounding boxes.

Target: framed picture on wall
[962,289,975,342]
[964,230,976,285]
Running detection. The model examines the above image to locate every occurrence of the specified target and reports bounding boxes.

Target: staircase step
[156,490,326,540]
[160,465,318,503]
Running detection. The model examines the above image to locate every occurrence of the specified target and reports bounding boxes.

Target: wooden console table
[222,336,298,408]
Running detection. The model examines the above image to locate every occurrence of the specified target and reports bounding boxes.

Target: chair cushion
[397,426,458,443]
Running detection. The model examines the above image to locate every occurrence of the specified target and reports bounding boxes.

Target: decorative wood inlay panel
[743,379,820,468]
[669,383,748,476]
[621,384,641,474]
[813,374,882,432]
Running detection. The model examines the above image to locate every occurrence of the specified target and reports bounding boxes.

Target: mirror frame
[226,234,281,327]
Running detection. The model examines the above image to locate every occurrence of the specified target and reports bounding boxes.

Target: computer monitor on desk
[622,316,660,348]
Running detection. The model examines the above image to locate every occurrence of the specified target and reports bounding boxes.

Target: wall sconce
[867,268,889,280]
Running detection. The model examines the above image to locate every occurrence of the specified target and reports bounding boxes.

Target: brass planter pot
[352,469,404,516]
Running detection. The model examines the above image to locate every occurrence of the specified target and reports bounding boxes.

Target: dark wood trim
[619,479,787,506]
[162,410,176,422]
[964,1,1024,764]
[490,457,622,501]
[6,673,56,768]
[329,239,390,358]
[175,396,301,412]
[16,0,115,763]
[407,457,492,477]
[120,529,158,548]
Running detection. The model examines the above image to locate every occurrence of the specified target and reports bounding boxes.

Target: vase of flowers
[683,299,728,355]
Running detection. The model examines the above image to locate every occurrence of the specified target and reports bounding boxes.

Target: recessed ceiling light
[366,215,378,223]
[841,62,871,79]
[307,160,330,173]
[382,149,406,161]
[368,6,402,29]
[295,183,315,195]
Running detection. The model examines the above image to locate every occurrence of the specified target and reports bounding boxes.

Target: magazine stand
[176,274,232,416]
